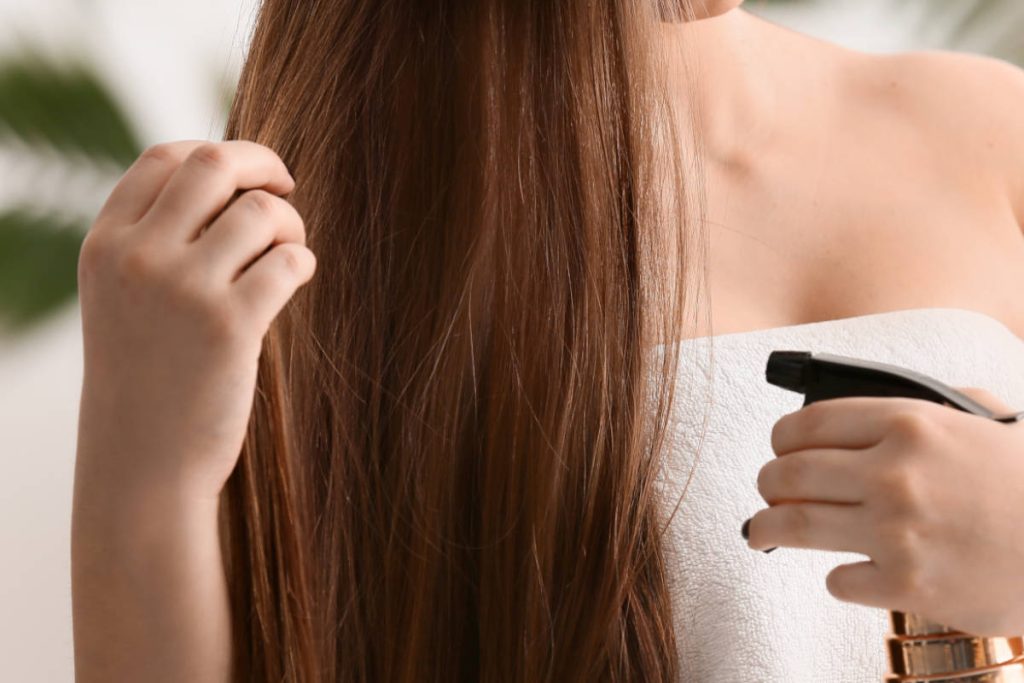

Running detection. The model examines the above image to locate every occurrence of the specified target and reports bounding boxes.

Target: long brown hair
[219,0,710,680]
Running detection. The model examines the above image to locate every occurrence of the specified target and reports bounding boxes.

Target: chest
[693,163,1024,341]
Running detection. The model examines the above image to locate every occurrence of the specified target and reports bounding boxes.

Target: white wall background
[0,1,258,680]
[0,0,1013,680]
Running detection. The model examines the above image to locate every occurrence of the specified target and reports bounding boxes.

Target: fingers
[824,560,891,608]
[191,189,306,283]
[746,501,871,555]
[954,386,1013,413]
[95,140,210,229]
[230,243,316,333]
[770,396,941,456]
[88,138,312,347]
[756,448,868,505]
[138,140,294,243]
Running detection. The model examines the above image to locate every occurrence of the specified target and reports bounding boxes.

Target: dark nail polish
[742,517,776,553]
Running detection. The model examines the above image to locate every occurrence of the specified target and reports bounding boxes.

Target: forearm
[71,459,231,683]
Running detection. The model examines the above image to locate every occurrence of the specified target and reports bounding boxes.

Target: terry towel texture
[651,307,1024,683]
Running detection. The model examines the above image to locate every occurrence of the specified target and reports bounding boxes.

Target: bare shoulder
[848,49,1024,222]
[863,49,1024,130]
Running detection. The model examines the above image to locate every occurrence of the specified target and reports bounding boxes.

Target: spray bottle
[765,350,1024,682]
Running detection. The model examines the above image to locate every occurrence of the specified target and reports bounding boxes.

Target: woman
[70,0,1024,681]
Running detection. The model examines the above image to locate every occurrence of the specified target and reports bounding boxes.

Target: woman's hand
[746,387,1024,637]
[72,139,315,683]
[75,139,315,501]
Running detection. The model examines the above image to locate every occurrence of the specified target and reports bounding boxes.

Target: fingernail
[742,517,777,553]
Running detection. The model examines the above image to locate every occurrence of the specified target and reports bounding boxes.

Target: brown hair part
[220,1,709,680]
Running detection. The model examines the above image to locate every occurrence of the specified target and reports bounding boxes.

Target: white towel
[651,307,1024,682]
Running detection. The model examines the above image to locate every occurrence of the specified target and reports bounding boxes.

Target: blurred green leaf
[0,208,84,330]
[0,49,143,168]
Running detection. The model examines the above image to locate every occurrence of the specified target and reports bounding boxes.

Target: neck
[686,0,743,21]
[659,9,777,166]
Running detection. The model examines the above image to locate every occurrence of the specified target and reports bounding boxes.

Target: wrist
[75,385,230,505]
[72,468,221,549]
[70,466,230,683]
[73,430,224,507]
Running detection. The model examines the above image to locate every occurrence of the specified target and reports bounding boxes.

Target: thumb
[954,386,1014,413]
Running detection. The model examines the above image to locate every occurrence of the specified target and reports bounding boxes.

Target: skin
[687,0,743,21]
[72,140,313,682]
[662,5,1024,338]
[663,4,1024,634]
[70,2,1024,680]
[761,387,1024,636]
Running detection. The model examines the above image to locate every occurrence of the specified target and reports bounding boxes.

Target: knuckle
[889,410,933,444]
[241,189,279,216]
[876,516,905,548]
[188,143,230,174]
[224,215,272,245]
[892,562,928,599]
[284,203,307,244]
[800,400,828,427]
[873,462,922,511]
[880,520,922,562]
[116,244,163,281]
[278,246,303,273]
[778,403,826,451]
[139,142,180,166]
[876,461,912,495]
[772,408,808,453]
[78,229,113,277]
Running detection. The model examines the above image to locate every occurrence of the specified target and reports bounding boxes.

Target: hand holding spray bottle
[764,350,1024,682]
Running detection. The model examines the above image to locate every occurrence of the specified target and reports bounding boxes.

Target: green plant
[0,48,143,333]
[0,208,85,329]
[1,1,1020,334]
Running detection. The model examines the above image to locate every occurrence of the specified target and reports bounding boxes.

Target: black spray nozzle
[764,351,812,393]
[765,350,1024,424]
